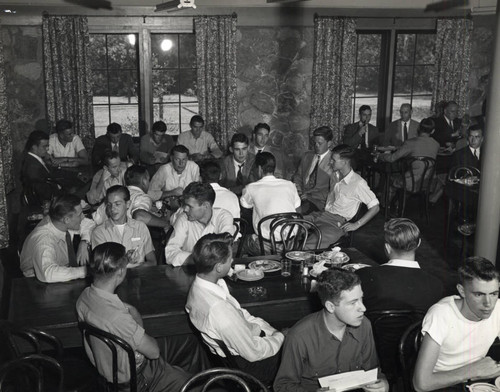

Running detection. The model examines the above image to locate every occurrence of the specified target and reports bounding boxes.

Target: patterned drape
[195,15,238,150]
[0,32,14,249]
[42,15,94,150]
[310,17,356,145]
[431,18,473,117]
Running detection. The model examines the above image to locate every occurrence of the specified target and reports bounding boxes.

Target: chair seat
[60,357,99,392]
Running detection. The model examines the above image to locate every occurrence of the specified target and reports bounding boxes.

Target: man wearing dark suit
[21,130,62,205]
[343,105,380,149]
[293,126,334,214]
[91,122,137,171]
[432,101,462,147]
[357,218,444,378]
[220,133,256,196]
[383,103,419,147]
[451,125,483,170]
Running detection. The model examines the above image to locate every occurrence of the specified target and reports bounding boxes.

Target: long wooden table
[8,248,376,348]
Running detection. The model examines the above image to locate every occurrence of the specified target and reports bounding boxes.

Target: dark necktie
[236,164,244,185]
[403,122,408,141]
[66,231,78,267]
[473,149,478,160]
[257,149,263,154]
[307,155,320,189]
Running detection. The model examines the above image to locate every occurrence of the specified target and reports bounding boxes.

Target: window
[89,30,197,138]
[352,30,436,130]
[90,34,140,137]
[151,34,198,135]
[392,32,435,122]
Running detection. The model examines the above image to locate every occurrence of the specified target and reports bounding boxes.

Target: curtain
[310,17,356,145]
[0,33,14,249]
[431,18,473,117]
[42,15,94,150]
[195,15,238,151]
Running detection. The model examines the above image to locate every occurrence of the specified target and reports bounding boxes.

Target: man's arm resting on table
[413,334,500,392]
[341,205,380,232]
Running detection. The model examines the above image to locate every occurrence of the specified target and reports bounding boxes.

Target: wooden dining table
[8,248,377,348]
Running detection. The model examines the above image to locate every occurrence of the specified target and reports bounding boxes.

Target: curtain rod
[313,12,472,20]
[42,11,237,18]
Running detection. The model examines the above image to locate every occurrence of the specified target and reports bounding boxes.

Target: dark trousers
[137,357,190,392]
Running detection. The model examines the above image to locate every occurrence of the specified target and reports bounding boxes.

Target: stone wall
[2,25,45,218]
[236,26,314,173]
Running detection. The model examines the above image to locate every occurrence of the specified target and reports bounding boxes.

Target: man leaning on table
[186,233,284,385]
[20,194,88,283]
[274,268,389,392]
[413,257,500,392]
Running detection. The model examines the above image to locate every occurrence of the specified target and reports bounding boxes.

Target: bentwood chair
[233,218,250,258]
[79,322,138,392]
[180,368,269,392]
[367,310,425,388]
[398,321,424,392]
[0,354,63,392]
[257,213,302,255]
[0,320,97,392]
[271,218,322,255]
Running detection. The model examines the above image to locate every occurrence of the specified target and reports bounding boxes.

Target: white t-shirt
[422,295,500,372]
[48,133,86,158]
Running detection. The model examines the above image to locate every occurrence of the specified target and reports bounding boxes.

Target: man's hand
[76,240,90,266]
[340,221,360,232]
[358,122,367,136]
[469,357,500,380]
[363,378,389,392]
[168,187,183,197]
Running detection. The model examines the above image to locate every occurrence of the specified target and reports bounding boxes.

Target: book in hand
[318,368,378,391]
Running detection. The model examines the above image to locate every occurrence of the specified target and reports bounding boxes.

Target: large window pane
[179,35,196,68]
[180,69,198,102]
[92,70,108,100]
[413,65,434,94]
[357,34,381,65]
[107,34,138,69]
[89,34,106,69]
[411,96,433,122]
[356,66,379,95]
[181,102,199,127]
[93,106,110,137]
[396,34,416,65]
[110,105,139,135]
[394,66,413,95]
[152,34,179,68]
[415,34,435,64]
[152,69,178,102]
[109,71,138,104]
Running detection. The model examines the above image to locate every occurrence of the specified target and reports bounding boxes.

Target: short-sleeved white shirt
[48,133,86,158]
[422,295,500,372]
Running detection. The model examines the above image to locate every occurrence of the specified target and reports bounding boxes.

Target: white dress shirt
[148,161,200,201]
[186,276,284,362]
[325,170,379,220]
[165,208,234,267]
[382,259,421,269]
[211,183,240,219]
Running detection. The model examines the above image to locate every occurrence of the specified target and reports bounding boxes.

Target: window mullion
[141,28,152,136]
[385,29,397,124]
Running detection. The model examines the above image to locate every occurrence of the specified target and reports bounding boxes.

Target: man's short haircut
[90,242,129,280]
[317,268,361,305]
[230,133,249,147]
[106,185,130,202]
[103,150,120,166]
[190,115,205,126]
[107,122,122,135]
[253,123,270,134]
[125,165,148,187]
[467,124,483,136]
[49,194,81,222]
[331,144,355,163]
[419,118,435,135]
[313,126,333,142]
[199,160,221,184]
[152,121,167,133]
[459,257,499,285]
[384,218,420,252]
[55,119,73,134]
[192,233,234,274]
[25,130,49,151]
[400,103,412,111]
[255,151,276,174]
[444,101,458,110]
[183,182,216,205]
[171,144,190,156]
[359,105,372,114]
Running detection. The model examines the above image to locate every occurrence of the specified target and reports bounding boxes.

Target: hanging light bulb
[161,39,173,51]
[128,34,136,46]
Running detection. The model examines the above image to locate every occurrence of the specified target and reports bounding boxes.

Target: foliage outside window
[90,34,140,137]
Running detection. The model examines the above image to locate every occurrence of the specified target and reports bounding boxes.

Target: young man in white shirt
[186,233,284,385]
[414,257,500,392]
[48,119,88,167]
[87,150,128,205]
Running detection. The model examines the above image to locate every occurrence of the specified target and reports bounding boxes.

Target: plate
[286,251,314,262]
[342,263,372,272]
[468,383,498,392]
[453,177,479,186]
[317,251,350,266]
[248,260,282,273]
[309,268,328,278]
[236,269,264,282]
[495,376,500,390]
